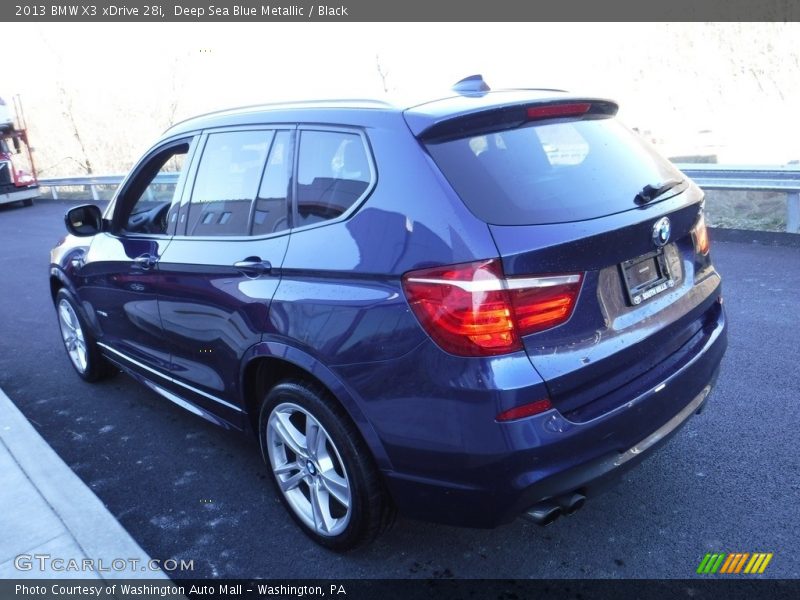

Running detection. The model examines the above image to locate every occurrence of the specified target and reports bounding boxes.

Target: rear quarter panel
[270,111,499,367]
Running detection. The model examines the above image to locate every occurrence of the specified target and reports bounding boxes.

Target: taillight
[693,212,710,255]
[508,276,584,335]
[402,259,583,357]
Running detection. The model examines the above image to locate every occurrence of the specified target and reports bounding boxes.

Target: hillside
[5,22,798,177]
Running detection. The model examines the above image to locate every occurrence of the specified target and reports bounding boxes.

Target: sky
[4,22,798,175]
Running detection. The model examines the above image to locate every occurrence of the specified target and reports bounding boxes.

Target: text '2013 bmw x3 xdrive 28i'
[50,75,727,550]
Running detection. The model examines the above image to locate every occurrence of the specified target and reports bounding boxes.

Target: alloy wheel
[266,402,352,537]
[57,299,88,373]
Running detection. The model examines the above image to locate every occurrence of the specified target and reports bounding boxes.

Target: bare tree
[164,53,189,128]
[58,82,93,175]
[37,30,95,175]
[376,54,390,93]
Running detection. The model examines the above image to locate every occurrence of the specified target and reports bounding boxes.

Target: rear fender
[241,340,392,470]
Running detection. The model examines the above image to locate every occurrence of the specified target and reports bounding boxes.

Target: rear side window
[426,118,685,225]
[252,130,293,236]
[187,130,272,236]
[296,130,372,227]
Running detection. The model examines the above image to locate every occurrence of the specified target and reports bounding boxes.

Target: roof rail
[164,98,394,134]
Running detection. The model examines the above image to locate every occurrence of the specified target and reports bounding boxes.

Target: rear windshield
[425,117,685,225]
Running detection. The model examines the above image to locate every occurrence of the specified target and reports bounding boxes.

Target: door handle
[233,258,272,275]
[133,254,158,270]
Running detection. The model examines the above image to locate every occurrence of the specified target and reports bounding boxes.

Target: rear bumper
[377,299,727,528]
[505,368,718,521]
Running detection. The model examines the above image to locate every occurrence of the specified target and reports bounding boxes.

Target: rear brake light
[509,276,584,336]
[693,212,710,255]
[526,103,591,121]
[402,259,583,357]
[496,399,553,422]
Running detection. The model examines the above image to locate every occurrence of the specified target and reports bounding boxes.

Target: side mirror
[65,204,104,237]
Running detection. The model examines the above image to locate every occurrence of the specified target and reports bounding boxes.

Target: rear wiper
[634,178,684,205]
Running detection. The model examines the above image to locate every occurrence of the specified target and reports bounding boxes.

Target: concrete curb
[0,387,168,581]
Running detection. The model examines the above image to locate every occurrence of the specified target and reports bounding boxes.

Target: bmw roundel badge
[652,216,671,247]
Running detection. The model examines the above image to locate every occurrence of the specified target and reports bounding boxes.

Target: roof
[162,83,614,140]
[163,98,399,137]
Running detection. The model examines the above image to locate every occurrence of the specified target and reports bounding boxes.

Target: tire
[258,379,393,551]
[55,288,115,382]
[22,198,33,207]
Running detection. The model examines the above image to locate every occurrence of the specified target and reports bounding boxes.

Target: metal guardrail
[38,165,800,233]
[675,164,800,233]
[38,173,178,201]
[674,164,800,192]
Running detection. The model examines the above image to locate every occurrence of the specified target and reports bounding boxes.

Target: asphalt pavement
[0,198,798,579]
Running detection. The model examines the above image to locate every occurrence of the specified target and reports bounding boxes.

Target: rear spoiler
[408,98,619,143]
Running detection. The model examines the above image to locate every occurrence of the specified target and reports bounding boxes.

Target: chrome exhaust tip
[524,502,562,526]
[555,492,586,516]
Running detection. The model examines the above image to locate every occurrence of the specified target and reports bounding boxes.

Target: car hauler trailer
[0,95,39,207]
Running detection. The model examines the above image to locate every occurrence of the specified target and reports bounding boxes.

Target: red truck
[0,95,39,207]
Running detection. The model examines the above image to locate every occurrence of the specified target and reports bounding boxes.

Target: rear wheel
[259,380,393,551]
[55,289,114,382]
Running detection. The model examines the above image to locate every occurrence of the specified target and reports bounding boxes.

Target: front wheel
[258,380,393,551]
[55,289,114,382]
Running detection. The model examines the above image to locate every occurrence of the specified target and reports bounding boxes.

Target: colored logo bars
[697,552,773,574]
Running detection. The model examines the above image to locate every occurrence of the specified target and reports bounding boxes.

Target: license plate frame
[620,249,675,306]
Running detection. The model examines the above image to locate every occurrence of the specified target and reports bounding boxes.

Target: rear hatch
[414,95,721,420]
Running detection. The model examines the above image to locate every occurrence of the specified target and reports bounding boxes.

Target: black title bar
[3,0,800,22]
[3,579,800,600]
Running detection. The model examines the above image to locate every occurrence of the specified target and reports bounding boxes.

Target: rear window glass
[296,130,373,227]
[425,118,685,225]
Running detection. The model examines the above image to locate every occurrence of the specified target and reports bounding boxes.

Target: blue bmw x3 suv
[50,76,727,550]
